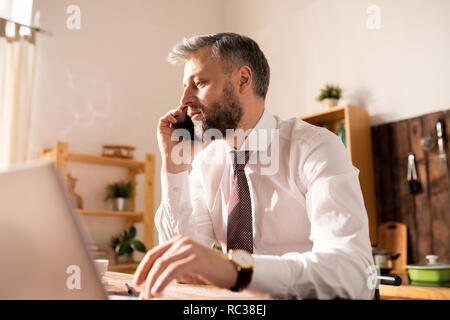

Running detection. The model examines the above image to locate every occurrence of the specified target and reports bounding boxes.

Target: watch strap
[230,267,253,292]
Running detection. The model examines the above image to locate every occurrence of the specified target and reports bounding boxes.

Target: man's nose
[179,86,196,106]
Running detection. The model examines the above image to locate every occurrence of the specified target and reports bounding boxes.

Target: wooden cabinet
[40,141,155,273]
[300,104,378,244]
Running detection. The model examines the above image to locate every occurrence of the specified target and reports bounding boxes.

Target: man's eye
[195,81,205,87]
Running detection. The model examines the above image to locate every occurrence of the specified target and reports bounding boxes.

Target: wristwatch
[227,249,255,292]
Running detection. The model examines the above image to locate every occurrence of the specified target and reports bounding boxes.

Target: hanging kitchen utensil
[436,119,447,168]
[421,136,436,152]
[407,153,422,194]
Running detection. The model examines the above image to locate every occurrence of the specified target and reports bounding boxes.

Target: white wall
[223,0,450,125]
[29,0,225,260]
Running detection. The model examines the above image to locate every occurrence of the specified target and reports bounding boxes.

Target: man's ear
[238,66,252,94]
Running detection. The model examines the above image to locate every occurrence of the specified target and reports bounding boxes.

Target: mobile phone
[172,107,199,140]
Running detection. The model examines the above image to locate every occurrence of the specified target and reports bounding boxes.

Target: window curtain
[0,18,36,170]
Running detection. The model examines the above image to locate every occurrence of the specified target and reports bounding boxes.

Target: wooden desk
[380,284,450,300]
[379,270,450,300]
[103,271,271,300]
[105,271,450,300]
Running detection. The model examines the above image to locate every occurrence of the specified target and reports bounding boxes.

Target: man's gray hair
[168,32,270,100]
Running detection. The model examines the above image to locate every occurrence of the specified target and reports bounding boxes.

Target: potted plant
[104,180,134,211]
[110,225,147,264]
[316,83,342,109]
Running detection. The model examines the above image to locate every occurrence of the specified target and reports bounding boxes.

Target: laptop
[0,161,138,299]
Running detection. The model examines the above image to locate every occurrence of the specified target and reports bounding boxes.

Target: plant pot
[114,253,133,265]
[321,98,339,109]
[111,197,129,211]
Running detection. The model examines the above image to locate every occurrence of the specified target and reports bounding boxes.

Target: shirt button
[172,186,180,193]
[173,227,179,234]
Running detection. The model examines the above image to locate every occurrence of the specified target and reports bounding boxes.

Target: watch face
[230,250,254,268]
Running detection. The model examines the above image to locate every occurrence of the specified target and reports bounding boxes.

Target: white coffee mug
[94,259,109,278]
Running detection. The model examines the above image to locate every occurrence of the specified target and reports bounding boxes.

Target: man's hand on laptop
[133,235,238,299]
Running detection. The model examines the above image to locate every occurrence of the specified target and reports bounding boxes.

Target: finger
[168,105,185,122]
[158,117,173,131]
[167,114,177,123]
[175,104,185,113]
[140,280,153,300]
[160,112,178,126]
[134,236,181,285]
[143,244,193,298]
[167,106,184,120]
[159,114,181,134]
[160,106,183,122]
[150,254,197,298]
[133,236,182,286]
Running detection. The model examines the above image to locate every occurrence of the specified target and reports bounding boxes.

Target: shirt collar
[225,108,278,153]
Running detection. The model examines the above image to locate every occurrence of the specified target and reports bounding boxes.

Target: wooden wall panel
[423,113,450,262]
[409,117,432,263]
[372,110,450,264]
[372,124,395,223]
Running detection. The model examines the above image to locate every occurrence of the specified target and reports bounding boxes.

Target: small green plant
[110,225,146,257]
[104,180,134,201]
[316,83,342,101]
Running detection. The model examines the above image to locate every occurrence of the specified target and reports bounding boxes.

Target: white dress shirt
[155,108,375,299]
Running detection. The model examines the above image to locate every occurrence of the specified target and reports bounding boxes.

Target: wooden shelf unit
[77,209,143,220]
[40,141,155,273]
[301,104,378,244]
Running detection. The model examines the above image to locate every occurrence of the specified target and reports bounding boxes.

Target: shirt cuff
[161,170,191,206]
[248,254,299,299]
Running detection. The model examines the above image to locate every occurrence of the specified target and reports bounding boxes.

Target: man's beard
[191,81,243,139]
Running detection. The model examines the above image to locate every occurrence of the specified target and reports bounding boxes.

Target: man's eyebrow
[182,73,204,87]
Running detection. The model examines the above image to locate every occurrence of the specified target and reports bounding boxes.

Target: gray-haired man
[133,33,374,300]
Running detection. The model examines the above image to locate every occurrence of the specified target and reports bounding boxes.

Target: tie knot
[231,150,250,172]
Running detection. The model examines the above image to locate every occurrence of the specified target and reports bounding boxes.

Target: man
[133,33,374,300]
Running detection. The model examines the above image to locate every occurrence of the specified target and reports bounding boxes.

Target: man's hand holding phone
[157,105,200,173]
